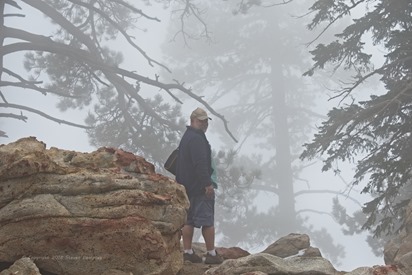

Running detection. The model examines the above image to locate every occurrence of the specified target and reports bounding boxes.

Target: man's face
[192,118,209,133]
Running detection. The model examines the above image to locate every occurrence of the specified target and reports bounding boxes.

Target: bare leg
[202,225,215,251]
[182,224,195,251]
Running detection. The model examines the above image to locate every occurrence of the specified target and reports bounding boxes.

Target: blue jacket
[176,126,212,197]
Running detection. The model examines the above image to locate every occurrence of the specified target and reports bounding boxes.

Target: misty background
[3,0,405,271]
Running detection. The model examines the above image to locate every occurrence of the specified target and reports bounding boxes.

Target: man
[176,107,223,264]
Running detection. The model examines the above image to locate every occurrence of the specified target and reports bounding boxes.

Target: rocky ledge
[0,137,411,275]
[0,137,188,275]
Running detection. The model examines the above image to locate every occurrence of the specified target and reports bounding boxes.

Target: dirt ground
[177,261,217,275]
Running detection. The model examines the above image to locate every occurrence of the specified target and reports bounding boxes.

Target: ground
[177,261,216,275]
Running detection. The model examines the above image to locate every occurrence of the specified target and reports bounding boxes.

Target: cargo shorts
[186,193,215,228]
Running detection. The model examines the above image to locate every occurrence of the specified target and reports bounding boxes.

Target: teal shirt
[211,158,218,189]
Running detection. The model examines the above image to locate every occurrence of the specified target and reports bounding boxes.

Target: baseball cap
[190,107,212,120]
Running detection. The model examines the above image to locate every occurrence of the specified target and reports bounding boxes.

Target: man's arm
[189,137,212,191]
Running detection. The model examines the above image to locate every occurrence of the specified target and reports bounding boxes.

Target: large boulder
[0,137,189,275]
[261,233,312,258]
[384,199,412,275]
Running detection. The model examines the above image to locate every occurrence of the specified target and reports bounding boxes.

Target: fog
[1,0,387,271]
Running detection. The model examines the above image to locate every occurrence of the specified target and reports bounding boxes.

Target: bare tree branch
[14,0,237,142]
[0,103,91,128]
[67,0,171,72]
[295,189,363,207]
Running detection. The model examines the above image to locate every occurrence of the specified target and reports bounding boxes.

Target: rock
[0,257,41,275]
[177,234,409,275]
[384,199,412,275]
[346,265,407,275]
[101,270,133,275]
[216,247,250,260]
[187,243,249,260]
[396,251,412,274]
[0,137,189,275]
[261,233,310,258]
[2,137,409,275]
[301,246,322,258]
[204,253,341,275]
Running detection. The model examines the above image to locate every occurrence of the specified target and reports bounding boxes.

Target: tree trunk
[270,51,297,236]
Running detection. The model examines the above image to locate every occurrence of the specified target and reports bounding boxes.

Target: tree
[301,0,412,238]
[0,0,236,165]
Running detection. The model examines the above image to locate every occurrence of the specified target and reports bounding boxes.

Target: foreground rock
[1,138,411,275]
[0,137,189,275]
[202,233,407,275]
[205,233,337,275]
[205,253,340,275]
[384,199,412,275]
[0,257,41,275]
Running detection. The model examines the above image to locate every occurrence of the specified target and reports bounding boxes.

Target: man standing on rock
[176,107,223,264]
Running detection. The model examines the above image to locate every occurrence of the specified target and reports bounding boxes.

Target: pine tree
[301,0,412,238]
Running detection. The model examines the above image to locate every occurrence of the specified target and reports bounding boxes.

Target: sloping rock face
[205,233,339,275]
[0,137,189,275]
[205,233,407,275]
[261,233,312,257]
[0,257,41,275]
[384,199,412,275]
[189,242,250,260]
[205,253,340,275]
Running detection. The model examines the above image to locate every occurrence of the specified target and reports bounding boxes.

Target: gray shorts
[186,194,215,228]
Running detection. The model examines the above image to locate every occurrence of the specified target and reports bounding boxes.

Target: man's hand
[205,185,214,198]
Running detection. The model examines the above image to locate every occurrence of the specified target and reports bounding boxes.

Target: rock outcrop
[0,137,189,275]
[205,253,340,275]
[205,233,338,275]
[203,233,408,275]
[1,137,411,275]
[384,199,412,275]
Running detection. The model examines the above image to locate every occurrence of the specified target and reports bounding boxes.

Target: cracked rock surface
[0,137,189,275]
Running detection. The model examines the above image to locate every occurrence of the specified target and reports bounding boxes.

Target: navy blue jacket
[176,126,212,197]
